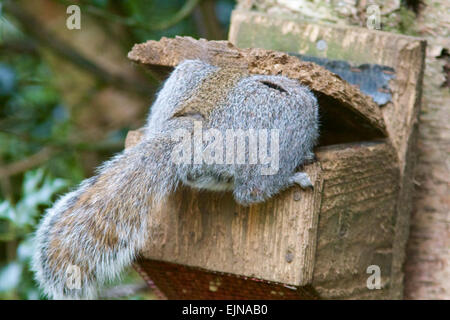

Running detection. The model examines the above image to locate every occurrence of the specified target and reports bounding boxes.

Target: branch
[3,1,154,95]
[0,128,124,153]
[0,129,125,178]
[0,147,56,178]
[151,0,201,31]
[57,0,201,31]
[196,0,225,40]
[0,40,38,54]
[0,159,14,202]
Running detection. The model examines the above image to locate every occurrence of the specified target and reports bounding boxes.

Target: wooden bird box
[126,12,425,299]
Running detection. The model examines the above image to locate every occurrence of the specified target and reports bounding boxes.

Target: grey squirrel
[32,59,319,299]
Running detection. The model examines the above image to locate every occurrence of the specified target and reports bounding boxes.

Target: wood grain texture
[126,129,322,286]
[313,142,399,299]
[404,25,450,299]
[126,131,398,298]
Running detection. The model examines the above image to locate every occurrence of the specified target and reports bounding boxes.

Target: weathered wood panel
[313,142,399,299]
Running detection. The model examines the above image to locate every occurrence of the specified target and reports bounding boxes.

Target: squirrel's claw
[289,172,313,189]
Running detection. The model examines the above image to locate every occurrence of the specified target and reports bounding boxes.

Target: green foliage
[0,169,69,299]
[0,12,87,299]
[0,169,69,232]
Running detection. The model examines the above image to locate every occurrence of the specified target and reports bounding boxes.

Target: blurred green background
[0,0,235,299]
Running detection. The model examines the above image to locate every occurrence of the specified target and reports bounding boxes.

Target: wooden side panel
[141,165,322,287]
[312,142,399,299]
[126,130,322,286]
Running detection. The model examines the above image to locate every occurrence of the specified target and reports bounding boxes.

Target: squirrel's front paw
[289,172,313,189]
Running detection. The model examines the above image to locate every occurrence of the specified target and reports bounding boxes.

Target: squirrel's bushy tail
[32,136,178,299]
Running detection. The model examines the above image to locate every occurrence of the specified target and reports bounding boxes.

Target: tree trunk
[237,0,450,299]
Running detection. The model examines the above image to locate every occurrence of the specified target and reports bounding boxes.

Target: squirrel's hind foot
[289,172,313,189]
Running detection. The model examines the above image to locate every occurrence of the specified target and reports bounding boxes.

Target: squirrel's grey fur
[32,60,319,299]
